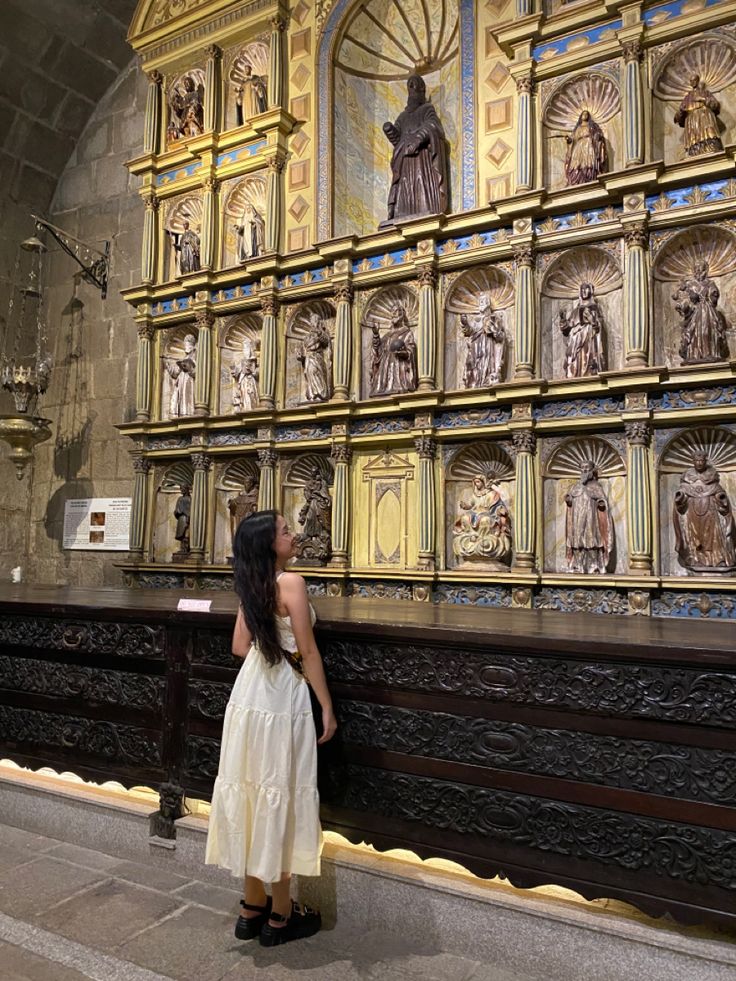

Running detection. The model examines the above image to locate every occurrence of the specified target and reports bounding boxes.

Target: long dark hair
[232,510,283,667]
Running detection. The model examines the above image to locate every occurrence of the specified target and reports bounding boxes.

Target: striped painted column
[625,422,653,573]
[269,15,286,108]
[200,178,219,271]
[515,74,535,192]
[417,265,438,391]
[329,444,352,567]
[622,40,644,167]
[129,456,151,556]
[512,431,537,570]
[516,0,533,13]
[190,453,212,560]
[266,153,285,253]
[194,311,214,417]
[135,322,154,421]
[513,243,536,379]
[143,71,162,155]
[332,283,353,400]
[415,436,437,570]
[141,194,159,285]
[624,223,649,367]
[204,45,222,132]
[257,449,277,511]
[259,295,278,409]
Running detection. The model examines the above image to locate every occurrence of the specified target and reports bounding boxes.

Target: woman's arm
[232,606,253,658]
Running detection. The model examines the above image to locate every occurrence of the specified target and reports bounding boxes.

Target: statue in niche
[230,337,259,412]
[453,475,512,568]
[228,476,259,540]
[382,74,449,224]
[564,459,614,574]
[173,483,192,556]
[169,76,205,139]
[460,295,507,388]
[236,64,268,122]
[366,302,418,397]
[167,221,201,276]
[674,75,723,157]
[297,313,332,403]
[235,203,265,263]
[564,110,608,185]
[673,451,736,573]
[556,283,606,377]
[296,466,332,565]
[674,262,730,365]
[165,333,197,417]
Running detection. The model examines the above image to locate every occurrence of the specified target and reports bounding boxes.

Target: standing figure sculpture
[230,337,260,412]
[165,333,197,417]
[235,203,265,263]
[168,221,201,276]
[367,302,418,397]
[673,452,736,573]
[170,76,205,139]
[382,74,449,224]
[453,475,512,568]
[173,483,192,557]
[674,75,723,157]
[674,261,730,365]
[297,313,332,403]
[564,459,614,574]
[564,110,608,185]
[556,282,606,378]
[460,294,507,388]
[235,65,268,124]
[296,466,332,565]
[228,476,260,541]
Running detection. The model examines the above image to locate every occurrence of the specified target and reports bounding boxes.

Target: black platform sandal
[234,896,272,940]
[259,900,321,947]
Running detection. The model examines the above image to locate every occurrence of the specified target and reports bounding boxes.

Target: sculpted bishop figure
[673,452,736,573]
[564,459,614,574]
[382,75,449,224]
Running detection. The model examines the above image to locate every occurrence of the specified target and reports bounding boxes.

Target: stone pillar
[625,421,653,573]
[135,322,154,421]
[190,453,212,560]
[622,40,644,168]
[624,222,649,368]
[143,70,163,155]
[416,265,438,391]
[512,430,537,570]
[194,310,215,417]
[141,193,159,285]
[265,153,286,253]
[200,178,219,271]
[332,283,353,400]
[268,15,286,109]
[259,294,278,409]
[204,45,222,133]
[129,456,152,557]
[329,444,352,567]
[415,436,437,571]
[513,243,537,379]
[515,74,535,192]
[257,449,277,511]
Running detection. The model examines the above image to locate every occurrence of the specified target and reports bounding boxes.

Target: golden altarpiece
[120,0,736,620]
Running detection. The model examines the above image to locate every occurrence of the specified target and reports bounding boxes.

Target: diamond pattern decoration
[486,62,510,93]
[486,138,512,168]
[292,0,310,24]
[291,64,310,92]
[486,0,508,15]
[289,194,310,222]
[291,130,310,157]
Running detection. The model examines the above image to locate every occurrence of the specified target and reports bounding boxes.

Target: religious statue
[452,475,512,568]
[168,221,201,276]
[366,302,418,397]
[563,110,607,185]
[230,337,259,412]
[165,334,197,417]
[674,262,730,365]
[297,314,332,403]
[228,476,260,541]
[295,466,332,565]
[564,460,614,574]
[555,283,606,378]
[673,452,736,574]
[382,74,449,224]
[459,294,506,388]
[235,203,265,263]
[169,76,205,139]
[235,64,268,122]
[674,75,723,157]
[173,483,192,557]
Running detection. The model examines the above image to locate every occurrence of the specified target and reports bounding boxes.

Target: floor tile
[171,880,243,914]
[111,859,194,893]
[45,842,123,872]
[0,941,91,981]
[0,858,105,918]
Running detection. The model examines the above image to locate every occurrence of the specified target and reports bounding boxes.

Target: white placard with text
[63,498,132,551]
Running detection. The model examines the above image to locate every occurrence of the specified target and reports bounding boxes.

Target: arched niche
[284,300,336,407]
[160,325,198,421]
[651,223,736,368]
[651,32,736,164]
[221,174,267,268]
[444,441,515,571]
[213,457,260,563]
[218,313,262,415]
[359,283,419,400]
[443,265,514,391]
[657,426,736,577]
[541,67,621,190]
[542,435,627,574]
[165,67,206,144]
[163,194,203,280]
[540,245,623,380]
[152,460,194,562]
[223,40,270,129]
[281,453,335,566]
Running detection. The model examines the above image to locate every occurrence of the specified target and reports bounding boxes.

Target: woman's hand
[318,707,338,745]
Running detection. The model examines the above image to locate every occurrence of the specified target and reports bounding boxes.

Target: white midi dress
[204,607,323,883]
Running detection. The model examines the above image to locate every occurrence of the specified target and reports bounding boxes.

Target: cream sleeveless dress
[204,599,322,883]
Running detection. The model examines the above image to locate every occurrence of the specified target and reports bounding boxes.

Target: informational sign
[63,498,132,551]
[177,598,212,612]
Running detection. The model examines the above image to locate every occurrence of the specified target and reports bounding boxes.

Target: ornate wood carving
[0,617,164,659]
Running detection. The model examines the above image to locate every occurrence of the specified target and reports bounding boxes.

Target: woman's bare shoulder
[277,571,307,593]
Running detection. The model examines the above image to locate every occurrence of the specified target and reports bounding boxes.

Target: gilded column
[141,193,159,285]
[259,294,278,409]
[513,243,537,379]
[257,449,278,511]
[332,283,353,400]
[625,421,653,573]
[204,45,222,133]
[129,456,152,557]
[329,444,352,567]
[624,222,649,367]
[265,153,286,254]
[143,70,163,155]
[622,40,644,168]
[194,310,215,417]
[200,177,219,271]
[512,430,537,571]
[190,453,212,560]
[516,0,533,12]
[515,74,535,192]
[415,436,437,571]
[135,321,154,421]
[268,15,286,109]
[416,265,438,391]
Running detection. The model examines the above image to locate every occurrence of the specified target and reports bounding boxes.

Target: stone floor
[0,821,533,981]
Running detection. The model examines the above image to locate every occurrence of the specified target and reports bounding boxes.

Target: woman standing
[205,511,337,946]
